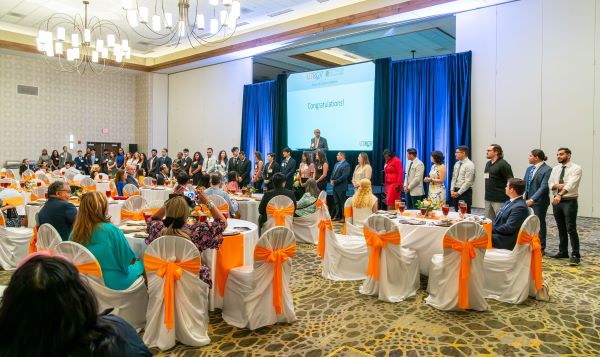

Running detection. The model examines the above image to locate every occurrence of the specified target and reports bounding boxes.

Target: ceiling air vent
[267,9,293,17]
[16,85,39,96]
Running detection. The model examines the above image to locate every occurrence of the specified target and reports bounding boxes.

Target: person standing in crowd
[100,149,110,175]
[116,147,125,171]
[314,150,329,192]
[280,147,297,190]
[383,149,404,210]
[172,152,183,169]
[403,148,425,209]
[38,149,50,168]
[74,150,85,173]
[299,152,316,188]
[203,147,216,174]
[424,150,446,206]
[157,148,172,171]
[38,181,78,241]
[523,149,552,254]
[228,147,242,176]
[238,151,251,187]
[310,128,329,151]
[59,146,72,168]
[351,152,372,189]
[181,148,193,172]
[87,149,99,169]
[50,150,60,171]
[263,153,280,190]
[484,144,514,219]
[147,149,159,178]
[210,150,227,176]
[139,153,148,175]
[548,148,583,265]
[450,145,475,213]
[251,151,264,190]
[330,152,351,221]
[107,151,117,177]
[189,151,204,186]
[491,178,530,250]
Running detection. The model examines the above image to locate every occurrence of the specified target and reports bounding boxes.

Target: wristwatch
[205,201,215,209]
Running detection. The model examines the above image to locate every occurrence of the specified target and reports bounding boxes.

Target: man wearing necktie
[491,178,530,250]
[228,147,242,177]
[450,146,475,213]
[523,149,552,254]
[403,148,425,209]
[280,147,297,190]
[548,148,583,265]
[330,152,351,221]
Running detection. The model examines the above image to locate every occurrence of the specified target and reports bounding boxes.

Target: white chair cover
[222,226,296,330]
[73,173,86,182]
[52,170,61,176]
[80,177,95,188]
[343,197,374,236]
[32,186,47,198]
[98,173,109,180]
[425,221,488,311]
[359,215,419,302]
[148,200,165,209]
[0,226,33,270]
[123,196,148,212]
[36,172,50,184]
[141,177,155,186]
[262,195,294,232]
[143,236,210,351]
[207,195,228,212]
[36,223,62,252]
[0,189,24,215]
[55,241,148,329]
[22,169,34,178]
[0,178,19,188]
[65,172,76,182]
[291,191,326,244]
[123,184,140,197]
[483,215,541,304]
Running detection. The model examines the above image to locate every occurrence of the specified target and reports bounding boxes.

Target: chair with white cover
[262,195,294,232]
[483,215,543,304]
[359,215,419,302]
[0,188,25,217]
[342,197,375,236]
[52,170,61,176]
[31,186,48,201]
[207,194,229,214]
[0,178,19,189]
[141,177,155,187]
[35,223,62,252]
[22,169,35,180]
[80,177,95,190]
[425,221,489,311]
[121,196,148,222]
[0,223,33,270]
[36,172,50,185]
[55,241,148,329]
[222,226,296,330]
[143,235,210,350]
[123,184,140,197]
[292,191,326,244]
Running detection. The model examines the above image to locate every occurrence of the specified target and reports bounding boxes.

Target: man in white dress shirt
[450,145,475,213]
[403,148,425,209]
[203,147,216,173]
[548,148,583,266]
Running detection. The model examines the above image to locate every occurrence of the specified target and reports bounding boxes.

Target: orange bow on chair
[23,174,33,182]
[121,209,145,221]
[317,218,332,258]
[483,222,492,249]
[144,254,201,330]
[442,234,489,309]
[342,207,353,234]
[363,227,401,281]
[28,226,39,253]
[83,185,97,192]
[215,233,245,297]
[517,230,543,292]
[75,260,104,278]
[254,243,296,314]
[266,205,294,226]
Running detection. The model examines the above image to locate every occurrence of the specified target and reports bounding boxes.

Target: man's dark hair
[490,144,503,159]
[272,173,286,188]
[267,153,276,160]
[176,172,190,186]
[183,148,189,153]
[151,149,157,154]
[163,148,168,153]
[48,181,67,196]
[383,149,394,157]
[508,178,525,196]
[199,173,210,188]
[558,147,571,155]
[407,148,417,156]
[282,147,291,154]
[231,147,239,152]
[210,172,222,186]
[456,145,469,155]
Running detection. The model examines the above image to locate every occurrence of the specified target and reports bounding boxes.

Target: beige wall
[0,52,151,163]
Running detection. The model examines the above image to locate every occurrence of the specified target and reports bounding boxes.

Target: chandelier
[121,0,241,48]
[36,0,129,74]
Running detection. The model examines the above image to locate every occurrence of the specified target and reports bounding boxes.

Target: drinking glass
[420,207,428,217]
[459,201,468,216]
[394,200,401,213]
[398,201,406,214]
[442,204,450,218]
[105,190,112,198]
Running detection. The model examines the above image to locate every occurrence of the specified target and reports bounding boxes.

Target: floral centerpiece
[242,185,255,197]
[23,181,37,192]
[415,199,440,218]
[72,187,83,199]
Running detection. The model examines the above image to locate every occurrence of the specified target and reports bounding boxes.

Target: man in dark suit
[147,149,159,178]
[280,147,297,190]
[492,178,530,250]
[258,173,296,226]
[87,149,100,168]
[263,153,280,190]
[523,149,552,254]
[58,146,73,168]
[38,181,78,241]
[330,151,351,221]
[125,165,140,188]
[181,148,193,172]
[238,151,251,187]
[228,147,242,176]
[156,164,169,186]
[74,150,86,173]
[101,149,110,174]
[310,128,329,151]
[158,148,172,171]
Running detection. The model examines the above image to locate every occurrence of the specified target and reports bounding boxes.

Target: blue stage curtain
[372,58,392,187]
[389,51,472,197]
[240,80,277,171]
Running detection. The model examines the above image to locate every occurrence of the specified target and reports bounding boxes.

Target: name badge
[268,169,273,173]
[484,173,490,179]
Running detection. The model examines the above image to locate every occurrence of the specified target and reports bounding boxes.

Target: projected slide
[287,61,375,151]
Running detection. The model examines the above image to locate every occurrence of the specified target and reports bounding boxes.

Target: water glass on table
[458,200,467,217]
[442,204,450,219]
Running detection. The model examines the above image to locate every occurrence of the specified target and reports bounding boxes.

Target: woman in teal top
[71,191,143,290]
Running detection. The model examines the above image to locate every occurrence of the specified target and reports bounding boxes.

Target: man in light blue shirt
[204,172,238,217]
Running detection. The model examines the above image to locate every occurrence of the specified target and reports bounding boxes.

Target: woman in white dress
[351,152,373,189]
[350,178,378,227]
[424,150,446,206]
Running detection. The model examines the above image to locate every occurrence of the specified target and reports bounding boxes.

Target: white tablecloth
[140,187,173,203]
[233,194,262,227]
[25,200,123,228]
[94,181,111,193]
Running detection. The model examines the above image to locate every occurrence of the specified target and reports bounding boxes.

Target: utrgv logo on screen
[306,71,324,80]
[306,68,344,81]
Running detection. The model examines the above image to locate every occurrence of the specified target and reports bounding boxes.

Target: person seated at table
[38,181,78,241]
[114,169,127,197]
[136,168,145,184]
[124,165,139,188]
[225,171,239,193]
[197,173,211,190]
[147,194,226,288]
[204,172,238,217]
[258,173,297,227]
[0,198,24,227]
[0,253,151,356]
[70,191,144,290]
[168,172,195,208]
[89,164,101,180]
[492,178,530,250]
[19,159,30,175]
[350,178,379,227]
[157,164,169,186]
[295,179,320,217]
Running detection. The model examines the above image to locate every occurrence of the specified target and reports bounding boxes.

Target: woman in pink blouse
[299,152,315,188]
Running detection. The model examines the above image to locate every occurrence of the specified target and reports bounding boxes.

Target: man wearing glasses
[38,181,77,241]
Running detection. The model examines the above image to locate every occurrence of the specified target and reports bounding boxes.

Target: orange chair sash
[517,230,543,292]
[144,254,201,330]
[30,194,42,201]
[253,244,296,314]
[442,234,489,309]
[23,174,33,182]
[2,196,24,206]
[317,219,332,259]
[266,205,294,226]
[215,233,244,297]
[28,226,39,253]
[83,185,97,192]
[0,214,4,226]
[75,260,103,277]
[121,209,145,221]
[363,226,400,281]
[316,199,324,209]
[483,222,492,249]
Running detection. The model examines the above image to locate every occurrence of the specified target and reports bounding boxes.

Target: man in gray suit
[310,129,329,151]
[523,149,552,254]
[403,148,425,209]
[58,146,73,168]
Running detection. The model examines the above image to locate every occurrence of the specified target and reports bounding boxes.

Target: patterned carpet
[1,212,599,356]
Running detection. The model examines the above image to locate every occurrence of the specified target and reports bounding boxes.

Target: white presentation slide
[286,61,375,151]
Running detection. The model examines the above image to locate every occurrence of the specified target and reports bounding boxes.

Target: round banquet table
[395,210,491,276]
[140,187,173,203]
[25,199,124,228]
[94,181,111,193]
[233,193,262,227]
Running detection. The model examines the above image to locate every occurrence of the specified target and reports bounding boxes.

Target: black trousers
[553,198,580,257]
[406,194,424,210]
[452,188,472,213]
[332,189,346,219]
[532,203,549,250]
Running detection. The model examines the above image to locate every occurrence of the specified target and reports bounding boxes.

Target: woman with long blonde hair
[89,164,101,180]
[351,152,373,188]
[71,191,144,290]
[350,178,379,227]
